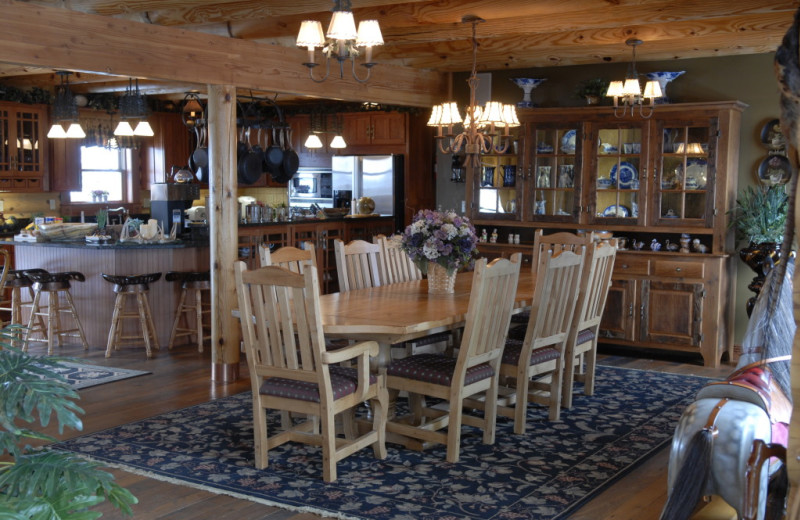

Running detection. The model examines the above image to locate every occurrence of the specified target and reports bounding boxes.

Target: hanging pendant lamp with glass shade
[114,78,154,137]
[48,71,86,139]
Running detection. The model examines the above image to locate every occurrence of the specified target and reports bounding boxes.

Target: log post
[207,84,241,382]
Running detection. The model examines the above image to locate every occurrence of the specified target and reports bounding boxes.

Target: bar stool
[102,273,162,358]
[165,270,210,352]
[22,270,89,355]
[0,269,47,344]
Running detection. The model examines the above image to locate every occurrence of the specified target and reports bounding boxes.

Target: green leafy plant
[728,184,788,245]
[575,78,609,100]
[0,337,137,518]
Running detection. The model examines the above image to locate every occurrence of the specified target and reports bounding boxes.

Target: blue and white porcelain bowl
[644,71,685,103]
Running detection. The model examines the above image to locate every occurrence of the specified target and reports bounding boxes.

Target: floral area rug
[50,361,150,390]
[53,366,710,519]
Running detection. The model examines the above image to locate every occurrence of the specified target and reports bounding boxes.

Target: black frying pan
[264,127,284,175]
[282,127,299,181]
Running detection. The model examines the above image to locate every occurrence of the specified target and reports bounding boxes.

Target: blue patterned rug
[53,366,710,519]
[51,361,150,390]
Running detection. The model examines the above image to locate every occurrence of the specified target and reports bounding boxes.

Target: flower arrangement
[401,209,478,275]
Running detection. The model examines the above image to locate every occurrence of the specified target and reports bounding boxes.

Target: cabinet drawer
[652,260,705,279]
[613,256,649,276]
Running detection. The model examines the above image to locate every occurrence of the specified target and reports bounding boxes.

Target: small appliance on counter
[288,168,333,210]
[150,182,200,237]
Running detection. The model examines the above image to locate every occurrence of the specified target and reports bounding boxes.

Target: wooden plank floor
[35,340,733,520]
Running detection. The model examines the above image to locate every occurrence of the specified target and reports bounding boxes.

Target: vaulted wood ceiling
[1,0,797,103]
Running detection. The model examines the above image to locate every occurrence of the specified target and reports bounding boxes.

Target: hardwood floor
[36,340,734,520]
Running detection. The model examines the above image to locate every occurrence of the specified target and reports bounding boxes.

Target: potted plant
[728,184,789,315]
[0,340,137,517]
[575,78,609,105]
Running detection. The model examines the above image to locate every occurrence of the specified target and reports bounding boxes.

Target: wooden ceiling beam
[0,0,445,107]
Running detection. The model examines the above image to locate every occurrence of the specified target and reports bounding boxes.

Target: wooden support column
[207,84,240,383]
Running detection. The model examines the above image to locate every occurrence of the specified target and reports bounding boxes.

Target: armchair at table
[384,254,522,462]
[234,262,387,482]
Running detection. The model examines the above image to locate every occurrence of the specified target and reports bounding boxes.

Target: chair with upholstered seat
[497,248,585,432]
[333,239,383,292]
[234,261,388,482]
[384,254,522,462]
[562,238,617,409]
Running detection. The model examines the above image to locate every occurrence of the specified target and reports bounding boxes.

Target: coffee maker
[150,183,200,236]
[333,189,352,210]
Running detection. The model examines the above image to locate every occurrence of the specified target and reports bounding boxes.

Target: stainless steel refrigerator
[331,154,404,228]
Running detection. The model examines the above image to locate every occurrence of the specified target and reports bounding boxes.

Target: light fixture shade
[463,106,483,128]
[622,78,642,96]
[114,121,135,137]
[297,20,325,48]
[606,81,625,97]
[479,101,505,126]
[133,120,154,137]
[438,102,463,126]
[65,123,86,139]
[356,20,383,46]
[47,124,67,139]
[304,134,324,149]
[643,80,662,99]
[499,104,520,127]
[327,11,357,40]
[427,104,443,127]
[329,135,347,148]
[685,142,704,154]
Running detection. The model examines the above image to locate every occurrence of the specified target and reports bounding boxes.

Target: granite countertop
[238,214,392,227]
[7,239,209,249]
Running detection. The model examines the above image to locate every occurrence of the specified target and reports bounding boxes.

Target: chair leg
[370,379,388,460]
[321,412,337,482]
[548,361,563,421]
[584,340,598,396]
[562,348,578,410]
[135,292,154,358]
[62,290,89,350]
[513,367,530,435]
[47,292,58,355]
[253,399,269,470]
[445,400,464,463]
[22,290,42,352]
[167,288,187,350]
[141,291,160,351]
[194,288,204,352]
[106,293,124,357]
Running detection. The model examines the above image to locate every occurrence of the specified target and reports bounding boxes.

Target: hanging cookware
[192,125,208,170]
[264,126,284,175]
[239,127,263,185]
[282,127,300,181]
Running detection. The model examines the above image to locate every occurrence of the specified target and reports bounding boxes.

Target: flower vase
[427,262,456,294]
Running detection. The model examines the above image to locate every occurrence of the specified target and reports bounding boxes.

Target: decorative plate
[758,154,793,185]
[561,130,577,154]
[609,161,638,188]
[602,204,630,217]
[679,158,707,189]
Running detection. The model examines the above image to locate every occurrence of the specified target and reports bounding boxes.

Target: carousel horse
[660,258,794,520]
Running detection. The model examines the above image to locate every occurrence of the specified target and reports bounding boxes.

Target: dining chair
[259,242,317,271]
[334,239,384,292]
[384,253,522,463]
[234,261,388,482]
[497,247,585,433]
[561,238,617,409]
[374,234,422,284]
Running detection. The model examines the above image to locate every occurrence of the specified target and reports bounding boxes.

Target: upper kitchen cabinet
[342,111,406,150]
[139,112,193,189]
[0,102,48,192]
[284,114,331,169]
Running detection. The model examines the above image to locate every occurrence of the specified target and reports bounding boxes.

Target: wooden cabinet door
[342,113,372,146]
[0,103,48,191]
[600,278,638,341]
[49,137,82,192]
[139,112,193,189]
[640,280,704,347]
[371,112,406,145]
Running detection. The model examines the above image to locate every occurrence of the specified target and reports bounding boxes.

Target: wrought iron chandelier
[296,0,384,84]
[47,71,85,139]
[605,39,662,118]
[114,78,153,137]
[427,16,519,167]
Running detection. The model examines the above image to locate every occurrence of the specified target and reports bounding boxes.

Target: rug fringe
[66,452,367,520]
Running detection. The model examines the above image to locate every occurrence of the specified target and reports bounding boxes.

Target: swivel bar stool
[102,273,161,358]
[22,270,89,355]
[165,270,210,352]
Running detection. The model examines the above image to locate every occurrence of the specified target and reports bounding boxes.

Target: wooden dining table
[319,270,535,369]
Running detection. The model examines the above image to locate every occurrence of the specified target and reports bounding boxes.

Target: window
[70,146,128,203]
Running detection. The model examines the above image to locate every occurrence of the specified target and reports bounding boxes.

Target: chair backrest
[532,229,594,273]
[234,262,327,391]
[573,238,617,333]
[523,248,586,351]
[0,248,10,294]
[456,253,522,373]
[259,243,317,273]
[334,239,383,292]
[374,234,422,284]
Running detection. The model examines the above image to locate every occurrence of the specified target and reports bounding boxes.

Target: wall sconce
[47,71,85,139]
[606,39,662,118]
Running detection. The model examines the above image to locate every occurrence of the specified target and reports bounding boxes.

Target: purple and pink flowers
[401,209,478,274]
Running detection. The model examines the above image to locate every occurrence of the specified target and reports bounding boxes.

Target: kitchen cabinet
[0,102,48,192]
[139,112,193,189]
[342,111,406,148]
[466,101,745,366]
[49,138,81,192]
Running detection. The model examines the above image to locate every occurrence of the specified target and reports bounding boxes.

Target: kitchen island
[12,240,209,351]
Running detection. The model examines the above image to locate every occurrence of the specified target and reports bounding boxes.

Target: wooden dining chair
[497,248,585,433]
[384,254,522,463]
[374,234,422,284]
[562,238,617,409]
[234,261,388,482]
[334,239,383,292]
[259,243,317,271]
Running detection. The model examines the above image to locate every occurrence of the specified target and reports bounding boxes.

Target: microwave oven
[289,171,332,199]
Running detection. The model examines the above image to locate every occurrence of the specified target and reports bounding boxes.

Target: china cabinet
[467,101,746,367]
[0,102,48,192]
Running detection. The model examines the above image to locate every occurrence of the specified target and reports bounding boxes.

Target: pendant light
[48,71,85,139]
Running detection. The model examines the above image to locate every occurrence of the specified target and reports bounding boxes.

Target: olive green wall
[434,52,784,348]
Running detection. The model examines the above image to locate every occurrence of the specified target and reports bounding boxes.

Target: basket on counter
[37,223,97,241]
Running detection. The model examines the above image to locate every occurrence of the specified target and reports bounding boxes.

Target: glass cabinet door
[590,124,644,224]
[0,106,9,174]
[474,150,521,221]
[527,125,580,221]
[655,121,715,227]
[14,107,43,173]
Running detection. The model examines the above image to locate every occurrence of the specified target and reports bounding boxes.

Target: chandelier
[47,71,85,139]
[605,39,662,118]
[114,78,154,137]
[427,16,519,167]
[296,0,384,84]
